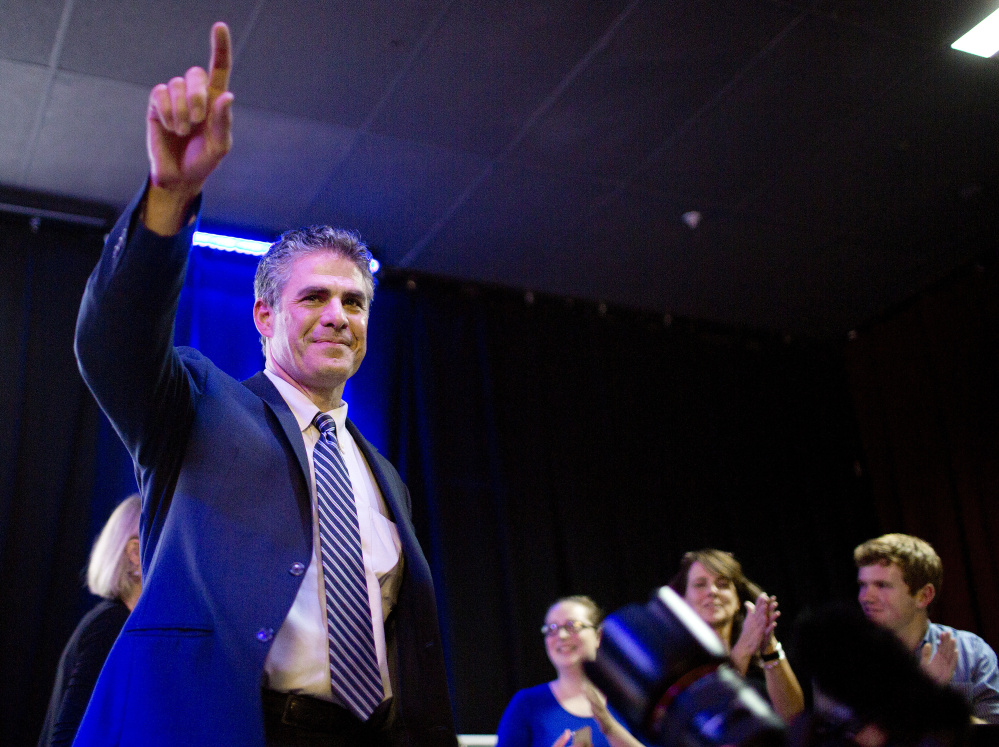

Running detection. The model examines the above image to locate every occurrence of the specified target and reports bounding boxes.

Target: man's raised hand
[920,631,958,686]
[145,22,234,235]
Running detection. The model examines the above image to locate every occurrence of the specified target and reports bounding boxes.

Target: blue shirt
[921,622,999,723]
[496,683,632,747]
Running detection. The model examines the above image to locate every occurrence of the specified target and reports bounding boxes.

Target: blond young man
[855,533,999,723]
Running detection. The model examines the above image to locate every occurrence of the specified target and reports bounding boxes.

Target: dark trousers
[262,690,395,747]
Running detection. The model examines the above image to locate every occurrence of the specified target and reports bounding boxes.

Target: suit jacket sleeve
[74,186,203,520]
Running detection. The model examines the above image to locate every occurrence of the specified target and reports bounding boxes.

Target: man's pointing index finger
[207,22,232,98]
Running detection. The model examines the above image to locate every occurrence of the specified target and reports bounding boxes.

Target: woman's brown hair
[668,548,764,646]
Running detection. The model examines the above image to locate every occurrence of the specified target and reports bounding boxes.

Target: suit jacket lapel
[243,374,409,544]
[242,372,311,487]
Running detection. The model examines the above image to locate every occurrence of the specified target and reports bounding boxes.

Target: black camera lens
[585,587,785,747]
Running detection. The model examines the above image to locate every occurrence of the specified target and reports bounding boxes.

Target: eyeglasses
[540,620,595,637]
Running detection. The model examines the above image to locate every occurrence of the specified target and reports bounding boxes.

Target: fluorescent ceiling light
[951,7,999,57]
[193,230,382,274]
[193,231,271,255]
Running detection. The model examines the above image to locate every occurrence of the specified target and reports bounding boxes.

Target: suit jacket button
[289,562,306,576]
[256,628,274,643]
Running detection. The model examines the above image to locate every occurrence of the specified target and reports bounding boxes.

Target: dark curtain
[0,211,107,746]
[381,278,877,732]
[3,211,880,741]
[845,261,999,647]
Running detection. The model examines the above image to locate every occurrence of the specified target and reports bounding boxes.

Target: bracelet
[760,640,784,663]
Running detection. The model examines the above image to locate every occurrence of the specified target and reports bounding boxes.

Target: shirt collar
[919,621,936,648]
[262,369,349,435]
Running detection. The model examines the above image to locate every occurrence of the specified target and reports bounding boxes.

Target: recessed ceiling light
[951,7,999,58]
[682,211,702,229]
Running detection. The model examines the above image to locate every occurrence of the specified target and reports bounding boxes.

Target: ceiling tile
[370,0,634,155]
[637,10,921,203]
[511,0,800,181]
[232,0,448,128]
[744,31,999,242]
[59,0,255,87]
[415,161,627,288]
[200,106,358,236]
[0,0,65,66]
[0,60,49,183]
[22,70,147,206]
[299,130,489,258]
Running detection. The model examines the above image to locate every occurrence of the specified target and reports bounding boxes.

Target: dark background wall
[1,205,995,743]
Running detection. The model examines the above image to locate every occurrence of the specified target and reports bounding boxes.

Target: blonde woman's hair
[86,494,141,601]
[548,595,605,627]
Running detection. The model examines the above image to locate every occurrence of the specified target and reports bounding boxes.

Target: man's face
[857,562,928,635]
[254,251,370,399]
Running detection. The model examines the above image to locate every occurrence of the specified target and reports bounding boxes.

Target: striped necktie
[312,412,383,721]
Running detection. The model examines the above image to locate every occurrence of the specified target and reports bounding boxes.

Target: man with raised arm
[73,23,456,747]
[855,532,999,724]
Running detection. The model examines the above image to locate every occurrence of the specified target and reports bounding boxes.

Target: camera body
[585,586,785,747]
[586,589,971,747]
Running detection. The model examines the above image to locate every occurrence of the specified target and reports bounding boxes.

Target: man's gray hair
[254,226,375,309]
[253,226,376,354]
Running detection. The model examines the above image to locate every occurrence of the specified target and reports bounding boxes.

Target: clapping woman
[669,549,804,722]
[497,596,644,747]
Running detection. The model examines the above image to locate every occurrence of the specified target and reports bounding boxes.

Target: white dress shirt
[262,370,402,704]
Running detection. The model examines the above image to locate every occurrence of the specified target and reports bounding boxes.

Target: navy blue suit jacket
[73,188,456,746]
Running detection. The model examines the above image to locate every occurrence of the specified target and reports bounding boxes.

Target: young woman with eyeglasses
[496,596,645,747]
